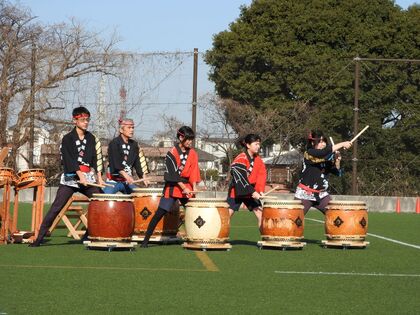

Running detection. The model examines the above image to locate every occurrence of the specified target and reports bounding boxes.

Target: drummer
[103,118,149,194]
[29,107,105,247]
[140,126,200,248]
[227,134,267,232]
[294,130,352,215]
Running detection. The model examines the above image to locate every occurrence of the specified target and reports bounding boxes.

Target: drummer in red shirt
[141,126,200,248]
[227,134,267,232]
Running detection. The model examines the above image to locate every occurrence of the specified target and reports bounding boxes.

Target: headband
[118,119,134,126]
[73,113,90,119]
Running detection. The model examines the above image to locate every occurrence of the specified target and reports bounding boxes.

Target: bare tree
[0,1,119,168]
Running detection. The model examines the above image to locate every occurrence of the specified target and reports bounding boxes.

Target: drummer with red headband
[103,118,149,194]
[295,130,352,215]
[30,107,105,247]
[140,126,201,248]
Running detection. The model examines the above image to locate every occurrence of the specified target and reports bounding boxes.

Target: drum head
[90,193,133,202]
[131,188,163,197]
[263,199,304,209]
[326,200,367,210]
[186,198,229,208]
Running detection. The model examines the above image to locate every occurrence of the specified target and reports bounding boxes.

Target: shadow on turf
[230,239,258,246]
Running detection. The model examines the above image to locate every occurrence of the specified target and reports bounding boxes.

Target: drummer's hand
[335,151,342,161]
[125,175,134,185]
[252,191,262,200]
[182,187,192,196]
[78,176,88,186]
[97,177,106,187]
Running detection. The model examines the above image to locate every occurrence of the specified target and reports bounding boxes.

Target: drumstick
[132,178,146,184]
[261,186,280,197]
[329,137,335,146]
[77,181,106,188]
[350,125,369,144]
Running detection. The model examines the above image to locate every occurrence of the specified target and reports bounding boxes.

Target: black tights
[141,207,167,247]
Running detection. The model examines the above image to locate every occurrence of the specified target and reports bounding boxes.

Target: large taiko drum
[183,198,231,249]
[131,188,180,239]
[16,169,45,188]
[261,199,305,241]
[324,200,368,241]
[0,167,15,187]
[88,194,134,241]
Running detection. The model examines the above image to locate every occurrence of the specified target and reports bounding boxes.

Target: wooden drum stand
[11,169,46,243]
[0,168,15,244]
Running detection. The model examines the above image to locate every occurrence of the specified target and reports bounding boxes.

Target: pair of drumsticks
[330,125,369,146]
[78,177,155,189]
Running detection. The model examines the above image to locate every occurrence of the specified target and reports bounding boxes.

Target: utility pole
[28,39,36,168]
[192,48,198,147]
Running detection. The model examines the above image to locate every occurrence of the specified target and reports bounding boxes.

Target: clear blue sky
[16,0,417,52]
[13,0,419,139]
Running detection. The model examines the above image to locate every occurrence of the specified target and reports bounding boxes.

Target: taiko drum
[184,198,230,244]
[16,169,45,188]
[0,167,15,187]
[131,188,180,237]
[261,199,305,241]
[88,194,134,241]
[324,200,368,241]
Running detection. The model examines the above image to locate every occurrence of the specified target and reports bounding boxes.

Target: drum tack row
[85,188,369,251]
[0,168,46,245]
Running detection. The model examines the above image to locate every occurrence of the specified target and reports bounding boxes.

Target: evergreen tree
[205,0,420,196]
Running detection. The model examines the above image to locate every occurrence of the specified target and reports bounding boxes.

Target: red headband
[118,119,134,126]
[73,113,90,119]
[177,131,185,137]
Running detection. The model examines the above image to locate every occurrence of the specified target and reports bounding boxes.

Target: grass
[0,204,419,314]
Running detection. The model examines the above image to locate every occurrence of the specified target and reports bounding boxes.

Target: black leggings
[298,195,332,215]
[142,207,167,243]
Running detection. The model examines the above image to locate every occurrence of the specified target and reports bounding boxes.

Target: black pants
[35,184,101,243]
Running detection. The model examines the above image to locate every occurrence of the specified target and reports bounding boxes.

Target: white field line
[306,218,420,250]
[274,271,420,278]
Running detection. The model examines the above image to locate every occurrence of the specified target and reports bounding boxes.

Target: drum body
[16,169,45,188]
[324,201,368,241]
[184,198,230,244]
[0,167,15,187]
[88,194,134,241]
[131,188,180,237]
[261,200,305,241]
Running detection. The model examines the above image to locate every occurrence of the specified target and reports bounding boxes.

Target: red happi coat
[163,145,201,198]
[229,151,266,198]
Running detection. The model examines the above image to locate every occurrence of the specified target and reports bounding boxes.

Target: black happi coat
[107,135,143,178]
[60,128,102,174]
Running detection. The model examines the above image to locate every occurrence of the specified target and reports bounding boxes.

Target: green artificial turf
[0,204,419,314]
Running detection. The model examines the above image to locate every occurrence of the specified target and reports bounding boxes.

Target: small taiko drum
[16,169,45,188]
[131,188,180,239]
[261,199,305,242]
[324,200,368,242]
[88,194,134,241]
[0,167,15,187]
[0,167,16,187]
[183,198,231,249]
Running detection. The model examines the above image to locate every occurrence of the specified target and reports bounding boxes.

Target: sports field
[1,204,419,315]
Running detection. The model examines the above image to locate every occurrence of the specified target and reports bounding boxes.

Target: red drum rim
[90,193,133,202]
